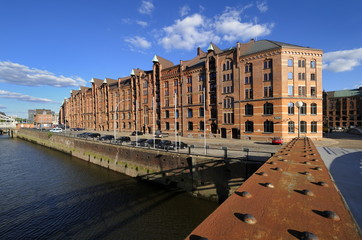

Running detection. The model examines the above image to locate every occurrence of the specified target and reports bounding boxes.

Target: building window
[245,104,253,116]
[245,76,253,84]
[187,95,192,104]
[165,110,170,118]
[264,59,272,69]
[188,109,193,118]
[264,102,273,115]
[245,63,252,72]
[188,86,192,93]
[223,113,234,124]
[311,103,317,115]
[311,87,316,97]
[264,86,273,97]
[165,81,169,88]
[188,121,193,131]
[175,110,179,118]
[245,121,254,132]
[174,79,178,86]
[311,121,317,133]
[310,61,316,68]
[300,103,307,115]
[176,122,180,130]
[165,90,169,96]
[298,73,305,80]
[288,72,293,79]
[288,59,293,67]
[187,76,192,84]
[300,121,307,133]
[165,99,169,107]
[199,94,205,103]
[298,60,305,68]
[288,85,294,96]
[199,121,204,131]
[264,120,274,133]
[245,89,253,99]
[311,73,316,81]
[264,73,273,81]
[298,86,306,96]
[165,122,170,130]
[288,121,295,133]
[199,107,204,117]
[288,102,294,115]
[199,74,205,82]
[223,98,234,109]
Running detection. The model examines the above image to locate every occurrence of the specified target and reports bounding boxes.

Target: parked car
[71,127,85,131]
[172,141,188,149]
[77,132,91,138]
[155,132,169,138]
[130,131,144,136]
[49,127,63,133]
[116,136,131,143]
[271,137,283,145]
[157,140,174,150]
[99,135,114,141]
[130,138,148,146]
[144,139,162,147]
[87,133,101,139]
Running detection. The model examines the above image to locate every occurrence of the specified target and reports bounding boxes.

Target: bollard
[188,145,195,155]
[222,146,228,159]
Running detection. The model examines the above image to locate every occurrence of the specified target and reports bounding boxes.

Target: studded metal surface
[186,138,361,240]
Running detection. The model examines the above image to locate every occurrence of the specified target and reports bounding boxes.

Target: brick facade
[60,39,323,140]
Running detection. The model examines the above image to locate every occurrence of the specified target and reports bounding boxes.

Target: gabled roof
[154,55,174,68]
[242,40,321,56]
[80,86,89,93]
[91,78,104,86]
[104,78,118,85]
[207,42,223,54]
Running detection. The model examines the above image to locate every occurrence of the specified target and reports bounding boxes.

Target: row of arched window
[244,120,318,133]
[244,102,318,116]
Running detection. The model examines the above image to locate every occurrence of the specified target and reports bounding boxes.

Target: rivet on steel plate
[301,171,311,175]
[313,167,322,171]
[279,159,287,162]
[302,231,318,240]
[303,161,311,165]
[323,210,341,221]
[240,191,252,198]
[265,183,274,188]
[311,158,319,162]
[257,172,268,176]
[272,167,282,171]
[301,189,314,196]
[317,181,328,187]
[242,214,257,224]
[268,161,276,165]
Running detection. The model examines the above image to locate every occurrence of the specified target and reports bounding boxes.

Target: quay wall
[16,129,256,201]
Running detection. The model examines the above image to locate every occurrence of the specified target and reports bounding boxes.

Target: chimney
[197,47,201,56]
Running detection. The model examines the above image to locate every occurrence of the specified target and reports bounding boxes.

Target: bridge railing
[186,138,361,240]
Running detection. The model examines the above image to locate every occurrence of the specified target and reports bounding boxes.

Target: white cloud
[138,1,154,15]
[159,14,220,51]
[158,6,273,51]
[257,1,268,13]
[180,5,190,17]
[0,61,86,87]
[214,7,273,42]
[0,90,58,103]
[125,36,152,49]
[136,20,148,27]
[323,48,362,72]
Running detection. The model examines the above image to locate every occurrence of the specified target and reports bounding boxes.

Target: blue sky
[1,0,362,118]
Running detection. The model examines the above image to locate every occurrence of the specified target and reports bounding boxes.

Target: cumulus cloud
[323,48,362,72]
[180,5,190,17]
[0,90,58,103]
[0,61,86,87]
[257,1,268,13]
[158,6,273,51]
[136,20,149,27]
[138,0,154,15]
[160,14,220,50]
[125,36,152,50]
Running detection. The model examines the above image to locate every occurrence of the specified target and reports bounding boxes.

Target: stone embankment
[16,129,262,202]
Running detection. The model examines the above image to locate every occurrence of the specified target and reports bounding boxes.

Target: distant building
[61,39,323,140]
[323,87,362,129]
[31,109,55,128]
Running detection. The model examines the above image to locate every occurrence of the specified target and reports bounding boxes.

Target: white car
[50,128,63,133]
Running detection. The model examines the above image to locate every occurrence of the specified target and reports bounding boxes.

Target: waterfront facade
[60,39,323,140]
[323,87,362,129]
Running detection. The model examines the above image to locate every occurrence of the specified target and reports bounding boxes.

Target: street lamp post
[295,101,303,138]
[113,100,122,141]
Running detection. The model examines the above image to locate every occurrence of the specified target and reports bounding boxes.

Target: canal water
[0,135,217,240]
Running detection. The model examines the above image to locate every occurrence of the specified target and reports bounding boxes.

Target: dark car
[77,132,91,138]
[130,138,148,146]
[144,139,162,147]
[99,135,115,141]
[172,141,188,149]
[157,140,174,150]
[155,132,169,138]
[87,133,101,139]
[130,131,144,136]
[116,136,131,143]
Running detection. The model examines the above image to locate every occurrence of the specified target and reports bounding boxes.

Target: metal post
[203,87,207,155]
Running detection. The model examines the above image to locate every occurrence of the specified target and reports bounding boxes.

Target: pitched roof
[327,88,362,98]
[242,40,321,56]
[91,78,104,86]
[207,42,223,54]
[154,55,174,68]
